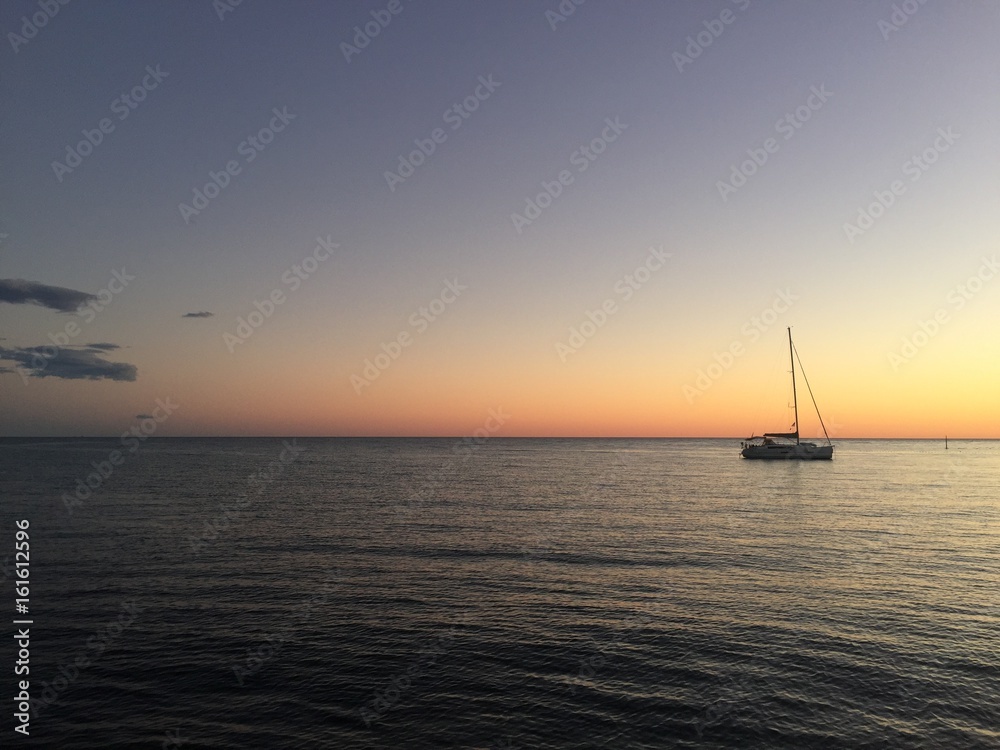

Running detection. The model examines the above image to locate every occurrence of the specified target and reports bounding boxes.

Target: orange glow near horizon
[70,335,996,438]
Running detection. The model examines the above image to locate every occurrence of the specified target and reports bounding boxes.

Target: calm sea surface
[1,438,998,749]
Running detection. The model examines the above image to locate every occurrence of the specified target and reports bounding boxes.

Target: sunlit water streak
[1,438,998,749]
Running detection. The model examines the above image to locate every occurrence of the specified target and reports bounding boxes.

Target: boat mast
[788,327,799,445]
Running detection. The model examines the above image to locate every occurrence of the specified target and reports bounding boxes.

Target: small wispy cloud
[183,311,214,318]
[135,413,155,419]
[0,279,96,313]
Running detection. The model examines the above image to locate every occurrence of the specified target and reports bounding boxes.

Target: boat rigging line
[791,340,831,445]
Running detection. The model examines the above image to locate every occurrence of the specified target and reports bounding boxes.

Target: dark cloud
[85,342,121,351]
[0,279,96,313]
[182,311,214,318]
[0,345,137,381]
[135,413,155,419]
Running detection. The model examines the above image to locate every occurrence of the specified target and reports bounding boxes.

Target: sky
[1,0,998,438]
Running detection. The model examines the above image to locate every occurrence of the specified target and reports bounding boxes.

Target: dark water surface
[1,438,998,749]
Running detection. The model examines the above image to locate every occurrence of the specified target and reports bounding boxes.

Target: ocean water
[1,437,998,749]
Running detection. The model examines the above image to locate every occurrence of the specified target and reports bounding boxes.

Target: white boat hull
[741,442,833,460]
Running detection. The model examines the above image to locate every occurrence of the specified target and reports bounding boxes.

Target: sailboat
[740,328,833,460]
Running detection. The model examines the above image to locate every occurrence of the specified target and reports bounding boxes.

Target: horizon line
[0,435,989,441]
